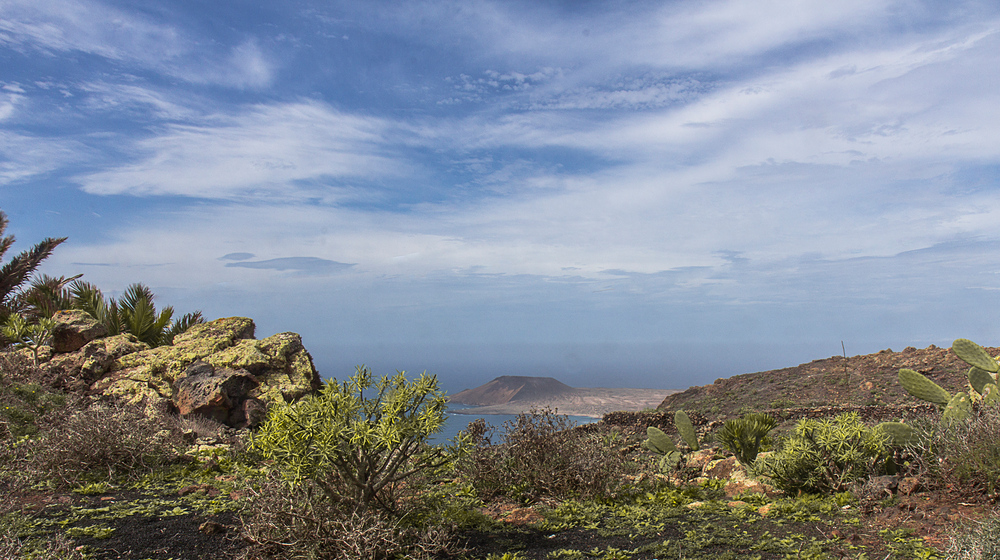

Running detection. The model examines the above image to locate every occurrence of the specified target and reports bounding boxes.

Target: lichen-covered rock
[113,317,257,385]
[252,332,321,404]
[43,334,148,390]
[85,316,320,428]
[50,309,108,353]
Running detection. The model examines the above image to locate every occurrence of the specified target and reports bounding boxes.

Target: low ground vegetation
[2,350,1000,559]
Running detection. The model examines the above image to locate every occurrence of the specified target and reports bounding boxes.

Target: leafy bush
[23,399,179,485]
[715,412,777,465]
[70,281,203,347]
[459,408,636,502]
[755,412,891,494]
[250,366,457,514]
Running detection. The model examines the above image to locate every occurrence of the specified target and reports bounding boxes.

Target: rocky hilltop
[33,310,321,428]
[653,343,985,423]
[449,375,677,418]
[450,375,575,406]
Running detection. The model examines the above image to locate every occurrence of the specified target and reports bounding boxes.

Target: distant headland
[447,375,678,418]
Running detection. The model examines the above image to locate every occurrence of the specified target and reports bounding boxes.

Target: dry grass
[460,407,641,503]
[237,470,454,560]
[24,398,180,486]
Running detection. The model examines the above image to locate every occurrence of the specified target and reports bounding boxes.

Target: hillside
[654,343,984,422]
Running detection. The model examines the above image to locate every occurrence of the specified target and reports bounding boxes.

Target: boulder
[173,361,258,424]
[50,310,108,353]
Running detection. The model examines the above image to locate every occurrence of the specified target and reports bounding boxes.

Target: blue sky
[3,0,1000,394]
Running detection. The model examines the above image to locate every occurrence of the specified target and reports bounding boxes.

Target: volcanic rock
[50,309,108,353]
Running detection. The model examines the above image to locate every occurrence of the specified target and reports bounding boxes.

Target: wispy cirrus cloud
[77,101,409,198]
[0,0,275,89]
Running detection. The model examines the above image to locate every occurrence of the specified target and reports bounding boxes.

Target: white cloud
[0,131,87,185]
[77,101,409,198]
[0,0,274,89]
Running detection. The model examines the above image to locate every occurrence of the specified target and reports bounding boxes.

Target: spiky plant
[68,280,203,347]
[0,210,67,325]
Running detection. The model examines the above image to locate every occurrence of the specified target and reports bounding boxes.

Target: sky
[3,0,1000,394]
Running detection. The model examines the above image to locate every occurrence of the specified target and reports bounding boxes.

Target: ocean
[427,406,600,445]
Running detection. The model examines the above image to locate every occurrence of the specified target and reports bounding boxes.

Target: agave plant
[715,412,778,466]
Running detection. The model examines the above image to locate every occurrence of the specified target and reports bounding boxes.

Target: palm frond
[0,236,68,306]
[18,274,82,319]
[0,210,11,262]
[165,310,204,345]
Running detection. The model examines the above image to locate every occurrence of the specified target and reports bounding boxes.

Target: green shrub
[250,365,457,515]
[0,354,67,439]
[755,412,891,494]
[715,412,777,465]
[460,408,636,503]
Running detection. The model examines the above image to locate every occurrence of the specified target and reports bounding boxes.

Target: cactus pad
[982,383,1000,407]
[645,426,677,455]
[899,368,951,407]
[674,410,699,451]
[943,392,972,424]
[876,421,921,447]
[658,450,683,472]
[968,366,996,396]
[953,339,999,372]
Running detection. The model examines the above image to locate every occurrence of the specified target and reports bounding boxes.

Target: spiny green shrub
[643,425,683,472]
[643,410,703,473]
[251,366,457,515]
[755,412,891,494]
[715,412,777,465]
[460,408,636,502]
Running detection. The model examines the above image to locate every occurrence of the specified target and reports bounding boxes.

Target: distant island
[447,375,678,418]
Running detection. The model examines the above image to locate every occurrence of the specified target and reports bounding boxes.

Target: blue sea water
[427,407,599,445]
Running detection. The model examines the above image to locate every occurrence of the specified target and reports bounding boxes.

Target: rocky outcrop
[50,309,108,353]
[42,334,149,391]
[39,316,321,428]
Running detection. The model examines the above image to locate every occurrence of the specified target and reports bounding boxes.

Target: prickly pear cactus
[982,383,1000,407]
[659,450,683,472]
[899,368,952,407]
[968,366,996,396]
[644,426,677,455]
[674,410,699,451]
[953,339,1000,373]
[876,421,921,447]
[943,392,972,423]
